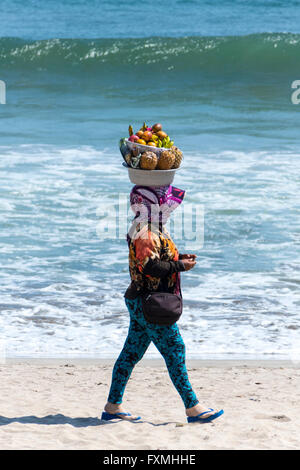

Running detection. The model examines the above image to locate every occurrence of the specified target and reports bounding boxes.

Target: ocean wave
[1,33,300,76]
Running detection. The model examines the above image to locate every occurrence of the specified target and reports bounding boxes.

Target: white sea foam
[0,144,299,358]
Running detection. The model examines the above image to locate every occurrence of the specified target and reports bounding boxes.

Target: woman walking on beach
[102,185,223,423]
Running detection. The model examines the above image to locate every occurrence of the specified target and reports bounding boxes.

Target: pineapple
[140,151,158,170]
[170,146,183,168]
[157,150,175,170]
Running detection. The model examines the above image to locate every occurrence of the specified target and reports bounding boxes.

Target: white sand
[0,358,299,450]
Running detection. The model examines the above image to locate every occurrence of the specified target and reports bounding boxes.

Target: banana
[160,135,171,148]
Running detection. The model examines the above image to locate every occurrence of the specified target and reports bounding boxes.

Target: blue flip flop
[187,408,224,423]
[101,411,141,422]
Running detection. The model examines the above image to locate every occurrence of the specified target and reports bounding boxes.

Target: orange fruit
[157,131,167,139]
[137,139,147,145]
[142,131,153,142]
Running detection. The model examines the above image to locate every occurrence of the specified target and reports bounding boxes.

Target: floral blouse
[125,223,185,299]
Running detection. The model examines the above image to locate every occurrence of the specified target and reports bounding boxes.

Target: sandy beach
[0,358,299,450]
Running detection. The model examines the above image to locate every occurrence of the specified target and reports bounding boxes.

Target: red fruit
[128,135,139,142]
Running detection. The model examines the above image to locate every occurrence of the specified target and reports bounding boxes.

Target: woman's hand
[180,254,197,261]
[181,258,197,271]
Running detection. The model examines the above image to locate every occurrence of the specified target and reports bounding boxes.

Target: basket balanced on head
[120,122,183,186]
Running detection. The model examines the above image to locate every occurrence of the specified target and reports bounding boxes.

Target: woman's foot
[104,402,140,421]
[186,403,219,419]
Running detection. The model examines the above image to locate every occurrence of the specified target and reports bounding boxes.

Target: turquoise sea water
[0,1,300,358]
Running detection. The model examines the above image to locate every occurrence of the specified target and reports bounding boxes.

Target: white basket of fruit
[119,122,183,186]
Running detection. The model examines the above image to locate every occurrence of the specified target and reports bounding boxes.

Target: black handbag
[141,290,183,326]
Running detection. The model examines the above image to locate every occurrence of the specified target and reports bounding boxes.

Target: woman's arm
[134,228,186,279]
[143,258,185,278]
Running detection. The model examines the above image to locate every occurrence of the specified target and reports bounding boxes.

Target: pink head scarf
[129,185,185,224]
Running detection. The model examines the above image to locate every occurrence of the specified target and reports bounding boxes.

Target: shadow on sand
[0,414,177,427]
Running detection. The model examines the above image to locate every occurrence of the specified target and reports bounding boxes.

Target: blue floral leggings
[107,296,199,409]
